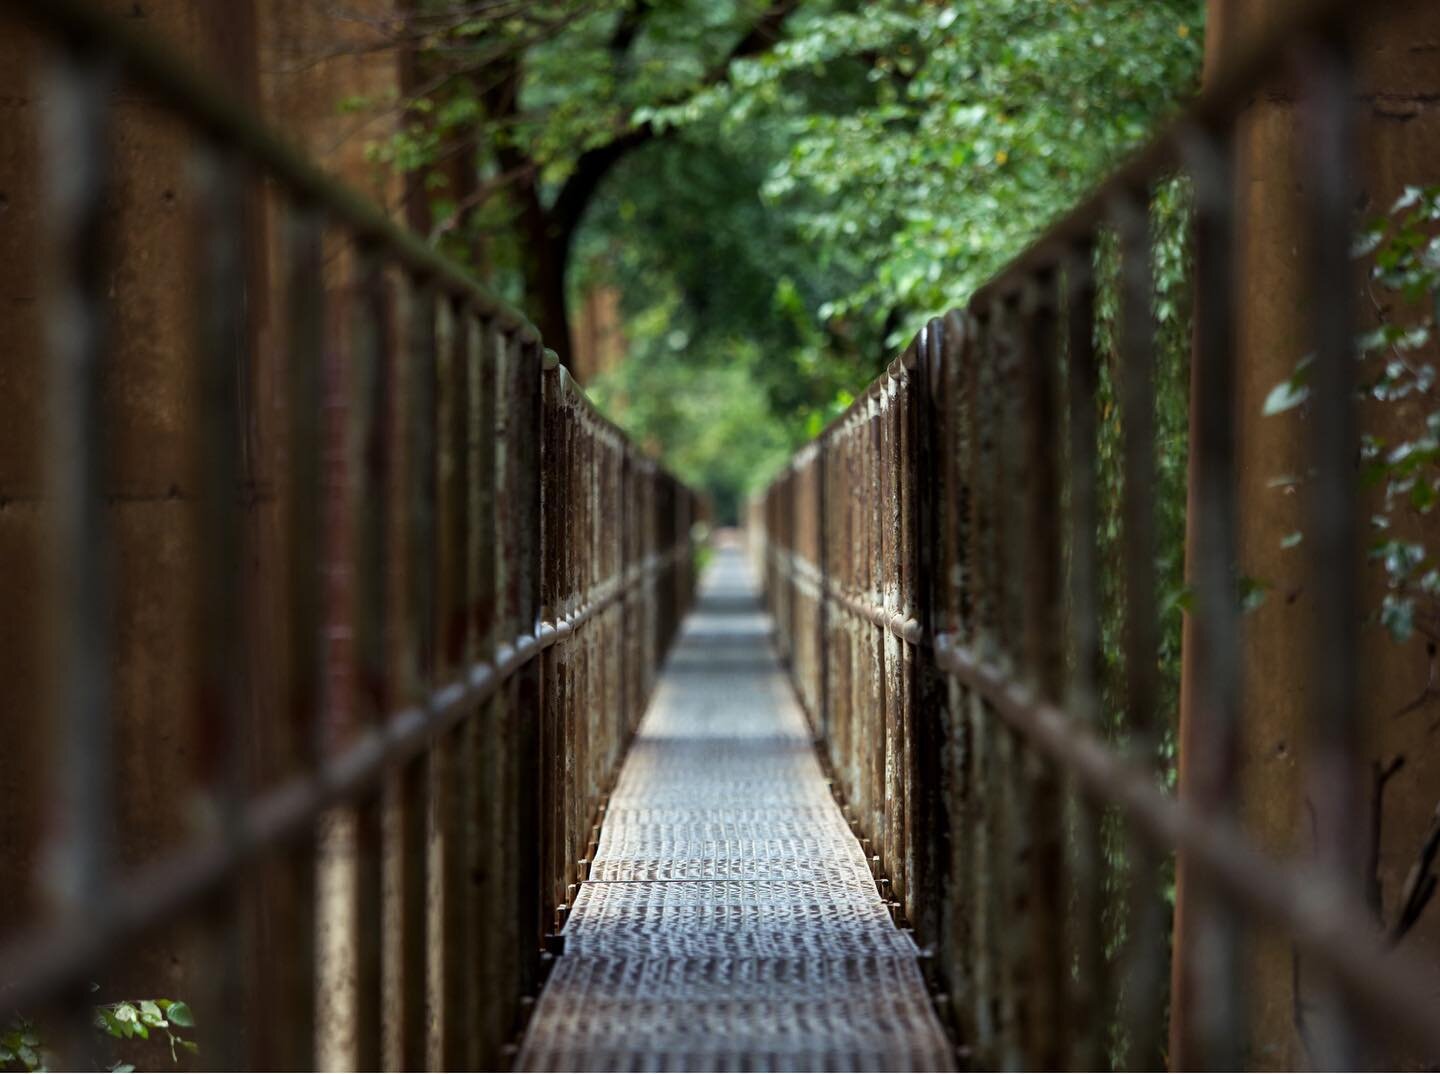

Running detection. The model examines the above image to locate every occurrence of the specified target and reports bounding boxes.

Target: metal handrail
[0,0,702,1067]
[3,0,541,341]
[758,0,1440,1066]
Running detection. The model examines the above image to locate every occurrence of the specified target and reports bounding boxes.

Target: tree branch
[609,0,654,58]
[548,0,803,248]
[712,0,803,80]
[429,161,537,241]
[1391,799,1440,944]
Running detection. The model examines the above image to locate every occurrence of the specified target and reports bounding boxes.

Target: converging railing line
[0,0,699,1068]
[756,0,1440,1068]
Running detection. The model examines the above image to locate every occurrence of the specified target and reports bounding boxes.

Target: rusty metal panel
[0,3,700,1068]
[751,4,1440,1067]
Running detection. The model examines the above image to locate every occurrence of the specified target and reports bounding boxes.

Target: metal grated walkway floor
[516,544,954,1072]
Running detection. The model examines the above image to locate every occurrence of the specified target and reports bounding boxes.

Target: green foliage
[653,0,1202,337]
[1267,185,1440,643]
[1,997,197,1072]
[0,1017,42,1073]
[1085,176,1195,1064]
[1091,177,1195,760]
[591,0,1203,513]
[388,0,1205,519]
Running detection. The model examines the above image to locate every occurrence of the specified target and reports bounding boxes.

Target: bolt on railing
[0,0,700,1068]
[756,0,1440,1067]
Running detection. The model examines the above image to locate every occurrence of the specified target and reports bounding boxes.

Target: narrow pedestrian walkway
[516,543,954,1072]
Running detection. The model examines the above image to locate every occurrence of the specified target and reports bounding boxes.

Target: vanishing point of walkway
[517,545,954,1071]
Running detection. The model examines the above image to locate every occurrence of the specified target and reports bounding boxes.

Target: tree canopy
[381,0,1204,519]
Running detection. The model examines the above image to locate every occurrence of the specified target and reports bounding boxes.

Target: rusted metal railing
[756,0,1440,1067]
[0,0,698,1067]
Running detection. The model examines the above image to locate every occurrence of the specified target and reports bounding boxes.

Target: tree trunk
[519,193,573,367]
[479,62,574,367]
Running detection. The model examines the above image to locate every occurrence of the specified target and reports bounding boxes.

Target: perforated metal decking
[516,546,954,1072]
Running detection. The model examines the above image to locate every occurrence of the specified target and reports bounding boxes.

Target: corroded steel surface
[517,547,953,1072]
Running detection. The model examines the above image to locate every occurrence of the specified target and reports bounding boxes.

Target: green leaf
[1263,378,1309,416]
[1239,575,1270,614]
[1280,531,1303,549]
[165,1002,194,1029]
[1394,186,1424,212]
[1382,593,1416,642]
[1412,480,1439,514]
[1352,224,1386,258]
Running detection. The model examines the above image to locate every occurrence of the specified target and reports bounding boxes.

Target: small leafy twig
[1,997,196,1073]
[1266,184,1440,648]
[1391,799,1440,944]
[1366,755,1406,918]
[94,999,198,1065]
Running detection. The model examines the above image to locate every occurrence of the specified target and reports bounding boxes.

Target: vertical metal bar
[869,393,886,860]
[1064,238,1108,1072]
[39,44,113,1068]
[940,310,976,1049]
[395,275,436,1072]
[618,450,631,740]
[274,201,325,1071]
[513,333,544,989]
[1113,188,1166,1071]
[817,435,831,744]
[616,441,626,779]
[193,141,248,1070]
[434,294,469,1072]
[493,319,528,1034]
[1020,270,1064,1068]
[584,412,597,879]
[351,248,388,1071]
[835,424,851,803]
[994,298,1026,663]
[897,359,916,918]
[493,322,520,1012]
[912,319,946,949]
[992,294,1027,1070]
[471,312,505,1062]
[1173,126,1242,1071]
[569,406,581,898]
[562,380,575,918]
[539,365,563,929]
[454,308,486,1069]
[410,287,439,692]
[377,266,411,1071]
[1301,36,1363,1069]
[314,248,355,1073]
[882,371,903,899]
[967,307,998,1063]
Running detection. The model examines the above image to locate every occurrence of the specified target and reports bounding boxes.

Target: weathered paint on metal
[753,3,1440,1067]
[0,4,701,1068]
